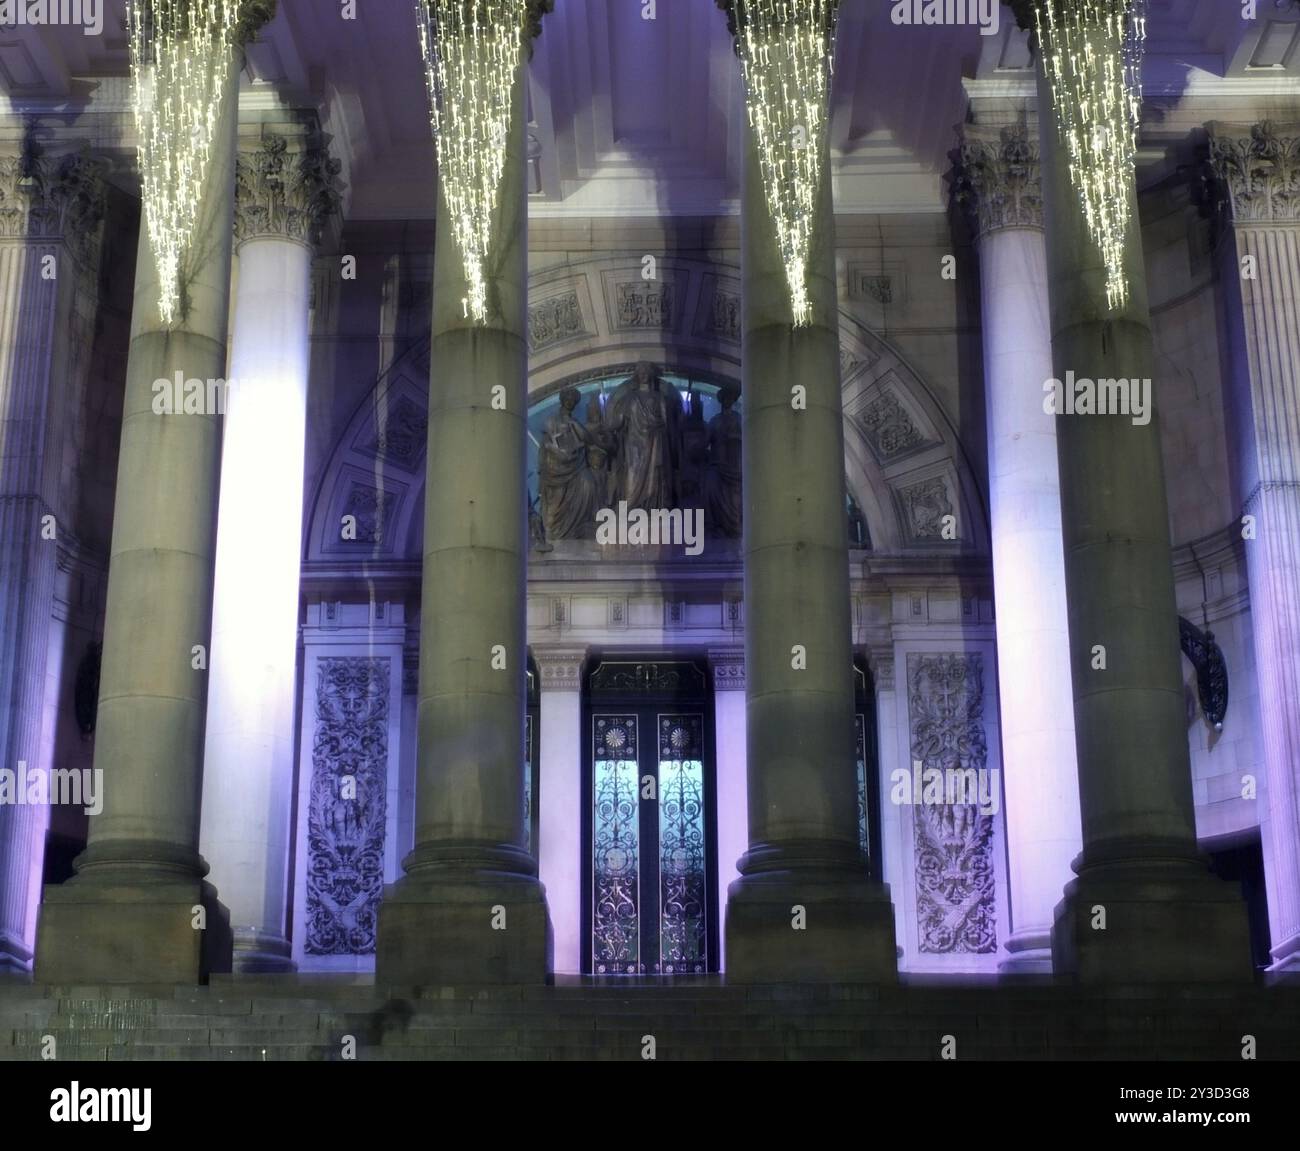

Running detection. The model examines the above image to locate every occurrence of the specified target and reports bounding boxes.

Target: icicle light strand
[129,0,241,325]
[733,0,838,327]
[1036,0,1147,313]
[416,0,527,324]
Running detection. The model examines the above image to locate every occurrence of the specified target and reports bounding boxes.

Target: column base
[376,847,552,986]
[998,930,1054,975]
[1267,929,1300,979]
[0,932,33,974]
[231,928,296,975]
[724,843,898,983]
[35,878,232,984]
[1051,849,1252,983]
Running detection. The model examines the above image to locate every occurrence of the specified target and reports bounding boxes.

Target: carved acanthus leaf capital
[236,0,278,46]
[235,131,342,248]
[1208,121,1300,225]
[955,122,1043,236]
[0,146,110,265]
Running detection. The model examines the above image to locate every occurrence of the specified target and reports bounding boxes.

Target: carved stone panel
[305,657,390,956]
[906,653,996,955]
[356,393,428,473]
[528,289,590,350]
[898,476,955,542]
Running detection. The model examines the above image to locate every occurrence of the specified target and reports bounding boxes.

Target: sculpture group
[536,361,742,543]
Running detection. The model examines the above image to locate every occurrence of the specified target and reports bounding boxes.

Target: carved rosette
[535,648,586,692]
[955,123,1044,237]
[1208,122,1300,226]
[0,147,109,268]
[235,132,342,249]
[708,650,746,692]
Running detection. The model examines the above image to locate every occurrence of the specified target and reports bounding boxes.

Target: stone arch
[304,256,988,564]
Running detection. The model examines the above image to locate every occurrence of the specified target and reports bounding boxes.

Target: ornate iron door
[584,659,717,975]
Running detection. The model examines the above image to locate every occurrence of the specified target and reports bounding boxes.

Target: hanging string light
[732,0,838,327]
[1035,0,1147,313]
[416,0,527,324]
[129,0,242,325]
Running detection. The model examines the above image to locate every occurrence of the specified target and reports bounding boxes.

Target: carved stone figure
[704,384,743,538]
[538,387,596,539]
[677,387,709,509]
[603,361,679,512]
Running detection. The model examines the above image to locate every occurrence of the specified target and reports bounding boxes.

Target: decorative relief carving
[900,477,954,541]
[0,144,109,267]
[528,290,588,349]
[907,653,996,955]
[956,123,1044,235]
[708,652,746,691]
[361,395,428,472]
[615,281,675,328]
[306,657,389,956]
[235,131,342,248]
[707,288,741,342]
[342,484,397,545]
[858,390,925,460]
[536,650,585,691]
[847,263,905,308]
[1208,121,1300,224]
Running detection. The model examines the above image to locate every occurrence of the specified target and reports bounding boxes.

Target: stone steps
[2,980,1299,1060]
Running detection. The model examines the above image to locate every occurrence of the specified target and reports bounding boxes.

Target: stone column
[723,3,897,982]
[376,40,552,985]
[707,649,747,972]
[534,648,584,975]
[958,121,1082,974]
[0,146,106,972]
[198,127,338,973]
[1010,1,1249,980]
[34,10,275,983]
[1209,121,1300,974]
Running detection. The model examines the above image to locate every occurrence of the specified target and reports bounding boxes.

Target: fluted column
[958,121,1081,974]
[375,18,552,984]
[1209,122,1300,974]
[198,127,338,973]
[1010,0,1249,980]
[0,147,106,972]
[722,1,897,982]
[34,10,275,984]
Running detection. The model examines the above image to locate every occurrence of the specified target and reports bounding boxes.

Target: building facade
[0,1,1297,987]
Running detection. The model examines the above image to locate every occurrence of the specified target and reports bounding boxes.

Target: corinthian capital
[955,122,1043,237]
[0,144,109,265]
[1208,122,1300,225]
[235,131,342,248]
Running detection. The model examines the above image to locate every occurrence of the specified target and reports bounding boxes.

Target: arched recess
[304,256,988,566]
